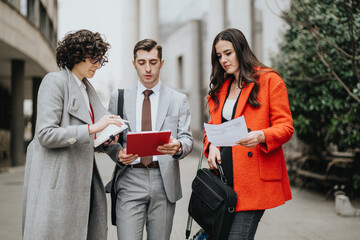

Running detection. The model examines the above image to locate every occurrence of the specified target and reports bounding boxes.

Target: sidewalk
[1,152,359,240]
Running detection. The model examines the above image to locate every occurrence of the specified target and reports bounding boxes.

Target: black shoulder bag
[187,150,238,240]
[106,89,125,226]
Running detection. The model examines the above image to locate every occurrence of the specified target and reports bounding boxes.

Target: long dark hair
[209,28,267,110]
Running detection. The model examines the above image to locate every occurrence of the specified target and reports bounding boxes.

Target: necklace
[232,79,241,90]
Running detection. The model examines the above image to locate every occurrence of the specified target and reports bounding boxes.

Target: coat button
[67,138,76,144]
[248,151,253,157]
[247,128,251,132]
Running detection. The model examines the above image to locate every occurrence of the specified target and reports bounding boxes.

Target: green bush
[273,0,360,153]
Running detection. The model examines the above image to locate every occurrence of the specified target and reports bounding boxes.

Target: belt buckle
[146,162,153,169]
[130,164,138,169]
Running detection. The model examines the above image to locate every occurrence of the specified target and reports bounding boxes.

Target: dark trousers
[227,210,265,240]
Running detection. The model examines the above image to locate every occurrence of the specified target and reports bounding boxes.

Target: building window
[49,20,57,49]
[39,2,57,49]
[27,0,35,24]
[20,0,27,16]
[40,3,48,37]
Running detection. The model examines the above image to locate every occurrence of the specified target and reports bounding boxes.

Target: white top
[222,98,237,121]
[132,80,162,164]
[72,73,91,113]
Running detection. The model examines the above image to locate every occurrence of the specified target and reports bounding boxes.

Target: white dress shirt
[131,80,162,164]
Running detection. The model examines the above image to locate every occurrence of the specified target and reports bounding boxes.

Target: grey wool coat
[22,68,109,240]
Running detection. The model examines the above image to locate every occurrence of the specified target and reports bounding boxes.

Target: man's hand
[157,136,181,156]
[118,148,138,165]
[102,134,119,147]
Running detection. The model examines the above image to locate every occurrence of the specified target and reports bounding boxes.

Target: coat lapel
[208,79,255,122]
[124,84,137,132]
[83,78,107,122]
[66,69,92,125]
[234,83,254,118]
[155,84,171,131]
[208,79,230,124]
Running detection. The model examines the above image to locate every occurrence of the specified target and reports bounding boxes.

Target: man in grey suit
[107,39,193,239]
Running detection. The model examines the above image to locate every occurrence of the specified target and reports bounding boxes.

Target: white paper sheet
[204,116,248,147]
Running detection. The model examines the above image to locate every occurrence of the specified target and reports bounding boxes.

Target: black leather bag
[188,161,237,240]
[105,89,127,226]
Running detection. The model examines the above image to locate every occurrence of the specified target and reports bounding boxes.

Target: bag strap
[186,147,205,239]
[196,149,204,170]
[117,89,124,118]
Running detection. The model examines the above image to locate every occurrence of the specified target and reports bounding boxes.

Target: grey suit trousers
[116,167,176,240]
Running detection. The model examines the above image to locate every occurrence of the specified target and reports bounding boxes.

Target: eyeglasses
[90,57,105,68]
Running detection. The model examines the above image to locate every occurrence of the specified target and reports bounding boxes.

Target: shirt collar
[72,72,86,89]
[137,80,161,96]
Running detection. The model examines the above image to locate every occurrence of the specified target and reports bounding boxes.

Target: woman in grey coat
[22,29,122,240]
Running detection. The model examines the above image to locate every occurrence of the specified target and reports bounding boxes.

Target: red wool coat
[204,70,294,212]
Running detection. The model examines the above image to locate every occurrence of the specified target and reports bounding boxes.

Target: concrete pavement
[1,151,359,240]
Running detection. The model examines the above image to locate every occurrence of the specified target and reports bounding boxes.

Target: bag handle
[216,162,228,185]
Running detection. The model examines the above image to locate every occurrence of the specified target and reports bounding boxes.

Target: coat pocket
[258,149,282,181]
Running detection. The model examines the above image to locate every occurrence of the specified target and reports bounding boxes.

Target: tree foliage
[273,0,360,153]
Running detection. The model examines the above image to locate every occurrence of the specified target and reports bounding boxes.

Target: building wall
[159,0,290,145]
[162,20,204,141]
[0,0,58,166]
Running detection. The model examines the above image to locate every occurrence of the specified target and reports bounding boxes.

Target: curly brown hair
[56,29,110,70]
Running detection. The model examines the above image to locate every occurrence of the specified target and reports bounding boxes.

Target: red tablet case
[126,131,171,157]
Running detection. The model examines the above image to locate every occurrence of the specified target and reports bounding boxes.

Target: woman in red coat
[204,28,294,239]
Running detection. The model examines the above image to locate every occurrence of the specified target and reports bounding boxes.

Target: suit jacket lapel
[155,84,171,131]
[124,84,137,132]
[66,69,92,125]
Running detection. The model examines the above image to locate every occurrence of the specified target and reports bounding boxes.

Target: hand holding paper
[236,130,265,148]
[204,116,248,147]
